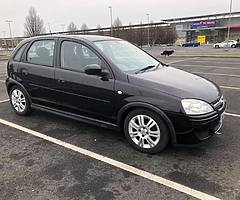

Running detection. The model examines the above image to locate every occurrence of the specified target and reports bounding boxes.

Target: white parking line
[189,60,240,65]
[173,64,240,70]
[225,112,240,118]
[193,72,240,78]
[0,118,220,200]
[168,57,199,64]
[0,99,9,103]
[220,86,240,90]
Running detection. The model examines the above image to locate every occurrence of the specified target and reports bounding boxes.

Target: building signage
[197,35,206,44]
[191,20,216,29]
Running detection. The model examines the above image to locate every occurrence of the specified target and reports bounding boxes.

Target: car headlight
[181,99,213,115]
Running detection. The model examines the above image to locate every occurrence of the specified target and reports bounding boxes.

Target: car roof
[24,34,122,42]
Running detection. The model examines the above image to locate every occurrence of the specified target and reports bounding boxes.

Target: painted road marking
[193,72,240,78]
[220,86,240,90]
[225,112,240,118]
[168,57,199,64]
[0,118,221,200]
[189,60,240,65]
[173,64,240,70]
[0,99,9,103]
[0,80,5,83]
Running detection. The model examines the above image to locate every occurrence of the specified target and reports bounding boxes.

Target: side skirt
[31,103,119,130]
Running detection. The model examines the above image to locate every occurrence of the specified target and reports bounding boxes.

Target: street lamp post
[146,14,150,47]
[5,20,13,48]
[108,6,113,36]
[227,0,233,48]
[5,20,13,38]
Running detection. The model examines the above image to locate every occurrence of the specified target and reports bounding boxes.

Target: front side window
[94,40,160,73]
[27,40,55,66]
[61,41,101,72]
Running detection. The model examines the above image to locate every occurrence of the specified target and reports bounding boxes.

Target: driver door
[54,40,115,122]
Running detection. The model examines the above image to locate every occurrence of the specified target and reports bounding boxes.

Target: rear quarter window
[13,43,28,61]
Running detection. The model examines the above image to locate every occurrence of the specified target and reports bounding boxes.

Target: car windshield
[93,40,160,73]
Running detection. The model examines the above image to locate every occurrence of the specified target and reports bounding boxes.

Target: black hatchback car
[6,35,226,153]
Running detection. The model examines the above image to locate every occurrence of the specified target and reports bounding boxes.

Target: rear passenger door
[18,39,57,106]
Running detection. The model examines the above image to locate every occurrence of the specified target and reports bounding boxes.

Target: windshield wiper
[135,65,156,74]
[159,61,169,67]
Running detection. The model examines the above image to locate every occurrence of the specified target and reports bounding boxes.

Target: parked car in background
[6,35,226,153]
[213,40,238,48]
[182,41,200,47]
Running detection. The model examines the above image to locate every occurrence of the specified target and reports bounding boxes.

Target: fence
[0,22,177,49]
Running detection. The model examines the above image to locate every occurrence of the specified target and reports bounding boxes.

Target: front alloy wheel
[128,115,161,149]
[124,109,169,153]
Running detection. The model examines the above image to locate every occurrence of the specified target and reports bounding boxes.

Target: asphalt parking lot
[0,56,240,200]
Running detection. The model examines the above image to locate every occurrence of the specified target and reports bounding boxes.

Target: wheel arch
[117,102,177,144]
[6,78,32,104]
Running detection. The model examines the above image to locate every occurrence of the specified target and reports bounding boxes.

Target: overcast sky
[1,0,240,37]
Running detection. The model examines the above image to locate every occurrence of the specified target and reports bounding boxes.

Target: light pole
[227,0,233,48]
[5,20,13,38]
[108,6,113,36]
[146,14,150,47]
[5,20,13,48]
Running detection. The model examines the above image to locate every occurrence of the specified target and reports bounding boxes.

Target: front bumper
[176,112,224,144]
[169,96,226,144]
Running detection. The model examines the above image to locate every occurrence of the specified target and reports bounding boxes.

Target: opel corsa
[6,35,226,153]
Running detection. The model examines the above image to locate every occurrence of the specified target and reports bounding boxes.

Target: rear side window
[14,43,28,61]
[27,40,55,66]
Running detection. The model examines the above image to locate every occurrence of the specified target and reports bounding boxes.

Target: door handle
[22,69,28,76]
[58,78,65,83]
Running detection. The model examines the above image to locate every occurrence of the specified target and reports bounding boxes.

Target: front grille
[213,96,225,112]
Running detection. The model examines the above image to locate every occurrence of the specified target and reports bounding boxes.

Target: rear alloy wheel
[124,109,169,153]
[215,45,219,48]
[231,44,236,48]
[10,86,31,116]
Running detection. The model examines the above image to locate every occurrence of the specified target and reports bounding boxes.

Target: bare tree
[67,22,78,32]
[24,7,45,36]
[81,23,88,30]
[113,17,122,27]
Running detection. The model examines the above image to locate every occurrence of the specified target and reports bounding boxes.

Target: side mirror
[84,64,102,76]
[84,64,109,79]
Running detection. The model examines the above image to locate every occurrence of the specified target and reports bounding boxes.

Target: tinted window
[14,43,28,61]
[61,41,101,72]
[27,40,55,66]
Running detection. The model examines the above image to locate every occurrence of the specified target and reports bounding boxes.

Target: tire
[215,45,219,48]
[231,44,236,48]
[9,85,32,116]
[124,109,169,154]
